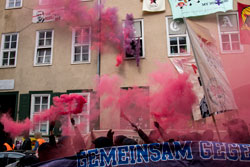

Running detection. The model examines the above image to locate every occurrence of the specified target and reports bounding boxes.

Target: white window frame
[34,30,54,66]
[70,92,90,134]
[166,16,190,57]
[124,19,145,59]
[71,27,91,64]
[216,12,243,54]
[5,0,22,9]
[0,33,19,68]
[30,94,50,135]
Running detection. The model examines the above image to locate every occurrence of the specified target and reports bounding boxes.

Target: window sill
[220,49,244,54]
[5,7,22,10]
[0,66,16,69]
[124,56,145,60]
[71,61,91,65]
[168,54,191,57]
[34,64,52,67]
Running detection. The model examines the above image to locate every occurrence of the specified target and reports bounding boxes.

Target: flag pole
[183,18,222,142]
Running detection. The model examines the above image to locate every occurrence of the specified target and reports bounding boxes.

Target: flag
[170,57,204,120]
[143,0,165,12]
[238,2,250,44]
[185,19,237,114]
[32,141,250,167]
[168,0,233,19]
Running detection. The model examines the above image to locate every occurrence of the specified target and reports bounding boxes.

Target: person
[122,138,138,145]
[93,137,113,148]
[131,123,155,144]
[33,132,46,151]
[4,135,15,151]
[21,131,31,151]
[114,135,127,146]
[70,118,86,153]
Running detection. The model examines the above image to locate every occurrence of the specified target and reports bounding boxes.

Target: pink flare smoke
[33,94,87,123]
[116,54,123,67]
[149,63,197,129]
[36,0,138,66]
[0,114,32,137]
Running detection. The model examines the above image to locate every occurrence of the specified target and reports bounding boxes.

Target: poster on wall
[238,2,250,44]
[143,0,166,12]
[168,0,233,19]
[32,9,63,23]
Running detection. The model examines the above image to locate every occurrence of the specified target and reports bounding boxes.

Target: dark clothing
[138,129,154,144]
[22,138,32,150]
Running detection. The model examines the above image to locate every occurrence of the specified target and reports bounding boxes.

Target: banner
[185,19,237,114]
[32,141,250,167]
[143,0,165,12]
[170,57,204,120]
[168,0,233,19]
[32,9,63,23]
[238,2,250,44]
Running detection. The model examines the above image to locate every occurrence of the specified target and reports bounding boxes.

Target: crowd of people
[0,117,250,166]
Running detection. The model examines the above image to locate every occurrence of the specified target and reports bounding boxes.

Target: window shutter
[90,91,100,130]
[18,94,30,121]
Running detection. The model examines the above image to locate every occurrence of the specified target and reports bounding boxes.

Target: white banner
[186,19,237,114]
[170,57,204,120]
[143,0,165,12]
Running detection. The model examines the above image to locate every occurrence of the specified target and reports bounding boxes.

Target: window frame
[0,33,19,68]
[71,27,91,64]
[5,0,22,9]
[216,12,243,54]
[166,16,190,57]
[34,29,54,66]
[70,92,90,134]
[124,19,145,59]
[30,94,50,135]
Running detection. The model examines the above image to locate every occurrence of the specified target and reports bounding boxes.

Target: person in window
[33,132,46,151]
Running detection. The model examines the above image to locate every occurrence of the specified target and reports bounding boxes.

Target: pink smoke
[36,0,138,66]
[33,94,86,123]
[149,63,197,129]
[0,94,86,137]
[0,114,32,138]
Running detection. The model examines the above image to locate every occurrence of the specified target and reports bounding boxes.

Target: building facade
[0,0,250,136]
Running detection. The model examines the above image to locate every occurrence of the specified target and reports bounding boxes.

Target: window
[71,93,90,134]
[1,33,19,67]
[217,12,242,53]
[6,0,22,9]
[166,17,190,56]
[30,94,50,135]
[125,19,145,58]
[120,87,149,129]
[34,30,54,66]
[71,27,91,64]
